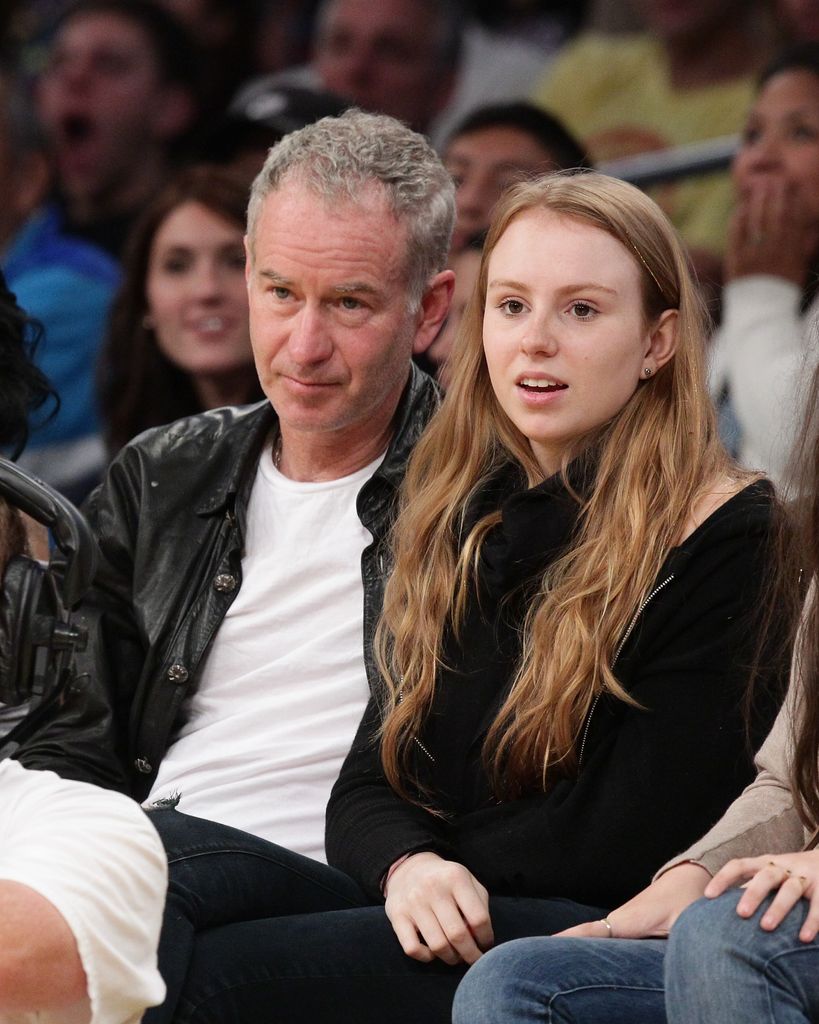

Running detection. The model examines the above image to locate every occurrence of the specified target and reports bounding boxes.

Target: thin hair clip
[624,235,664,297]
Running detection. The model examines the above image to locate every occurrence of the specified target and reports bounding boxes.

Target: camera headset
[0,456,99,747]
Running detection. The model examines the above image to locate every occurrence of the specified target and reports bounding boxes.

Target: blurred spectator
[236,0,548,149]
[532,0,776,279]
[0,65,118,504]
[99,165,263,456]
[422,237,483,388]
[778,0,819,40]
[153,0,256,115]
[443,102,589,253]
[201,83,349,185]
[710,42,819,490]
[36,0,200,259]
[253,0,322,76]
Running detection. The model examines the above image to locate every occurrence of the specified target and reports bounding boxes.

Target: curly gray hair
[246,109,455,306]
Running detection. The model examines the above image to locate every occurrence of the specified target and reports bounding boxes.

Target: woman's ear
[641,309,678,377]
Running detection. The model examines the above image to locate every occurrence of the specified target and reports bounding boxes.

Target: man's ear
[412,269,455,356]
[641,308,678,377]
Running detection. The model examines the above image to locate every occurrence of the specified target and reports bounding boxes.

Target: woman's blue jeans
[143,808,604,1023]
[452,934,667,1023]
[666,891,819,1023]
[453,891,819,1024]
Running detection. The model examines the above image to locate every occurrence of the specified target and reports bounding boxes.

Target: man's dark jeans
[145,808,604,1024]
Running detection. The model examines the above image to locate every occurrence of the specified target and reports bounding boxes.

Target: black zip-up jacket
[17,366,439,799]
[326,471,789,910]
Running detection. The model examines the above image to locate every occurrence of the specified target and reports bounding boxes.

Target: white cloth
[0,759,166,1024]
[709,275,819,492]
[148,451,379,861]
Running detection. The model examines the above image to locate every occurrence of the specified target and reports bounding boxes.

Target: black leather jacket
[17,366,439,799]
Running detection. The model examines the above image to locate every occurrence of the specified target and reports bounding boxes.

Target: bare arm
[0,880,89,1018]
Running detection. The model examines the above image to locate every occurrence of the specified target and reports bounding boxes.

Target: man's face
[37,12,176,207]
[245,178,422,449]
[314,0,452,130]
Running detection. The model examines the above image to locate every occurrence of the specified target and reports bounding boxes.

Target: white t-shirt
[148,450,380,861]
[0,759,166,1024]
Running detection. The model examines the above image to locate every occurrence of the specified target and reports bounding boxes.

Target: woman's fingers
[383,853,493,965]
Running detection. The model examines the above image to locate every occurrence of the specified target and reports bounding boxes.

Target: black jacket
[17,366,440,799]
[325,472,788,909]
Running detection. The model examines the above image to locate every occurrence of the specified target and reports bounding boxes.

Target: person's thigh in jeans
[172,894,606,1024]
[454,934,667,1024]
[144,808,369,1024]
[666,891,819,1024]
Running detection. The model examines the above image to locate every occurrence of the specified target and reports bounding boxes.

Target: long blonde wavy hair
[378,171,736,800]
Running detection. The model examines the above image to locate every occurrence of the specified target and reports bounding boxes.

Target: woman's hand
[726,178,818,286]
[383,851,493,965]
[554,862,712,940]
[705,850,819,942]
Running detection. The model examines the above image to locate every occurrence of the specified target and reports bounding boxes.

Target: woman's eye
[500,299,525,315]
[571,302,595,319]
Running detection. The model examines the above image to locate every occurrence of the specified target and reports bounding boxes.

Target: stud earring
[643,367,652,378]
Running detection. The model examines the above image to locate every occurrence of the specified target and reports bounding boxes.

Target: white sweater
[709,275,819,492]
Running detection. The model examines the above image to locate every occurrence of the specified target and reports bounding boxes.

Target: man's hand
[705,850,819,942]
[555,861,712,940]
[384,851,493,965]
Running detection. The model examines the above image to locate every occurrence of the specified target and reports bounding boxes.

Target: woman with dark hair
[443,101,590,253]
[0,270,56,463]
[710,41,819,488]
[99,164,263,455]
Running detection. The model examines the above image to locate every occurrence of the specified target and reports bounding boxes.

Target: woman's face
[732,69,819,223]
[445,125,558,253]
[483,208,676,477]
[146,200,252,380]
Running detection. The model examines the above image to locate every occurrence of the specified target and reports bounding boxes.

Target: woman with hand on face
[99,165,263,456]
[711,42,819,490]
[321,171,789,1016]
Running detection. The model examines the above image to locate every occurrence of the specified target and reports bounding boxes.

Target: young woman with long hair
[99,164,263,455]
[322,171,789,978]
[451,257,819,1024]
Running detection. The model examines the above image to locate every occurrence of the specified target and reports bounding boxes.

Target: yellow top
[533,33,756,257]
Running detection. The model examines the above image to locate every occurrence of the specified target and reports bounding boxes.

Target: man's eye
[340,296,362,310]
[273,286,290,300]
[161,257,190,274]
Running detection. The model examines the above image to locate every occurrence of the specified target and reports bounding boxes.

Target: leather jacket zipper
[577,573,676,771]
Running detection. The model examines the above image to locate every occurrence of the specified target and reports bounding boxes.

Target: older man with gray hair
[18,109,454,1022]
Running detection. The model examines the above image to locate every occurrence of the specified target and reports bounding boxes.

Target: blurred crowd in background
[2,0,818,503]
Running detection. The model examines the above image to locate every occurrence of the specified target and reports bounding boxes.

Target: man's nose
[288,306,333,364]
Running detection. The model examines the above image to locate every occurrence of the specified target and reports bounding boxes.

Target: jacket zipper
[398,685,436,763]
[577,573,676,771]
